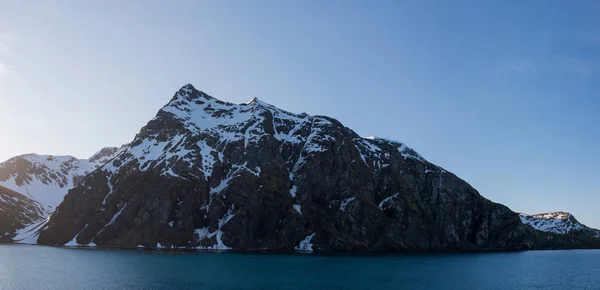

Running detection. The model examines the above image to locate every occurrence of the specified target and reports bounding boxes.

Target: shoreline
[3,242,600,256]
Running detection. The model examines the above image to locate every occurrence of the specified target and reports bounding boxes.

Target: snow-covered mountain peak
[168,84,217,107]
[180,83,195,91]
[520,211,600,238]
[0,155,96,208]
[0,145,128,210]
[100,84,441,186]
[175,83,199,98]
[102,85,337,179]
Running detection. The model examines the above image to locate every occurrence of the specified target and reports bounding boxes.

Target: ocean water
[1,245,599,289]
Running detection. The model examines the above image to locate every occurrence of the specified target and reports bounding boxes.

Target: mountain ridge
[32,84,600,251]
[0,145,129,210]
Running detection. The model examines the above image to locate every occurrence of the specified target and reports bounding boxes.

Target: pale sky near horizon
[1,1,599,226]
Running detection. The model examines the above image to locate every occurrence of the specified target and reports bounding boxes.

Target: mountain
[0,185,48,242]
[36,84,600,251]
[520,212,600,238]
[0,145,128,210]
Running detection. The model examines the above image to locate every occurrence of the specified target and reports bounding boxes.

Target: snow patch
[194,208,236,250]
[96,203,129,237]
[289,185,298,198]
[293,204,302,214]
[65,224,88,247]
[295,233,316,252]
[397,144,425,162]
[13,215,51,244]
[340,197,356,212]
[379,193,399,209]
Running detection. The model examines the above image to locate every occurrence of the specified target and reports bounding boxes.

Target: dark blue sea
[1,245,599,289]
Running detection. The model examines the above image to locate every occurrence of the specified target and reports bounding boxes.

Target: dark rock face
[0,185,47,242]
[37,84,600,251]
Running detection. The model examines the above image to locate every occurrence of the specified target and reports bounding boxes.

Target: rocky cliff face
[0,185,48,243]
[521,212,600,238]
[36,84,600,251]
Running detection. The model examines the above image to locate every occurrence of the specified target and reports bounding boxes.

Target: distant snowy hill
[0,145,128,210]
[520,212,600,238]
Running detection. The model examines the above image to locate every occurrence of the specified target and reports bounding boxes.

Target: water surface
[1,245,599,289]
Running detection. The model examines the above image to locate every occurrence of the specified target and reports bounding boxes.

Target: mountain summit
[36,84,600,251]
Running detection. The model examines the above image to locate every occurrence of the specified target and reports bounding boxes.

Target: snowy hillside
[0,145,127,210]
[520,212,600,238]
[0,185,48,242]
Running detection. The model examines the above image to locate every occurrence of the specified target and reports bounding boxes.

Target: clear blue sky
[0,1,599,226]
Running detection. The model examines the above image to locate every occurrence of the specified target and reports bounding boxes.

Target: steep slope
[0,145,128,210]
[36,84,597,251]
[521,212,600,238]
[0,185,48,242]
